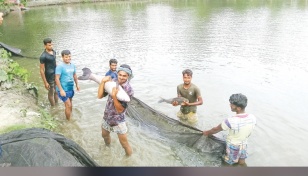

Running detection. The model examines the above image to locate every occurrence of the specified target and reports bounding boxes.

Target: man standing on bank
[203,93,256,166]
[39,38,58,106]
[172,69,203,123]
[98,64,134,156]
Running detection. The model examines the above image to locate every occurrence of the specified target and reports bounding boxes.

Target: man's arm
[55,74,65,96]
[39,63,49,90]
[97,76,111,99]
[183,96,203,106]
[203,124,223,136]
[111,87,125,113]
[73,73,80,91]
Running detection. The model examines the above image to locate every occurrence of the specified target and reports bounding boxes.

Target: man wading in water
[39,38,58,106]
[172,69,203,124]
[98,64,134,156]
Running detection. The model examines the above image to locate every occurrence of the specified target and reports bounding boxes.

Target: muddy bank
[0,83,40,133]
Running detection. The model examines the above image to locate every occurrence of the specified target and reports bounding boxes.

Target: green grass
[0,124,34,134]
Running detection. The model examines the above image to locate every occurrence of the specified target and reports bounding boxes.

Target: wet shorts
[101,120,128,134]
[57,90,74,102]
[224,143,248,165]
[48,81,56,92]
[177,111,198,123]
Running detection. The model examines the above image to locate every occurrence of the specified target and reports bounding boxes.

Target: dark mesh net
[0,128,98,167]
[127,97,226,166]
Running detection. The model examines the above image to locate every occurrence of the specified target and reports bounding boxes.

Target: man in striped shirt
[203,93,256,166]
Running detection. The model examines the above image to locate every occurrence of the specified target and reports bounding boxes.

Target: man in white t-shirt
[203,93,256,166]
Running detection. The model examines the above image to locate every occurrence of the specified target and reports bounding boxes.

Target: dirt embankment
[0,81,40,133]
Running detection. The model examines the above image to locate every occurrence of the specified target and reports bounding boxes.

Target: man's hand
[182,101,190,106]
[203,130,210,136]
[44,82,50,90]
[60,90,66,97]
[172,101,178,106]
[101,76,111,83]
[111,87,119,98]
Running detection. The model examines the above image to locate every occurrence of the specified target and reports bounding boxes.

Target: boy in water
[55,50,80,120]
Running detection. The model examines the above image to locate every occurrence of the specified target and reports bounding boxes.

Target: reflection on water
[1,0,308,166]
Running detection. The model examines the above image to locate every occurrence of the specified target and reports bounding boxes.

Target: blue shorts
[57,90,74,102]
[224,143,248,165]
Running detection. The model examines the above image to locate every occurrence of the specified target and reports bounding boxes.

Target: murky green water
[1,0,308,166]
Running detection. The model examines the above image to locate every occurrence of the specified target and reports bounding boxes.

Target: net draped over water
[127,97,226,166]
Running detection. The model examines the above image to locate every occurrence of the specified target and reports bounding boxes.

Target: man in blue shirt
[105,59,118,79]
[55,50,80,120]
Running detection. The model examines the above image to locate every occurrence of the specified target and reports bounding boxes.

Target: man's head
[182,69,193,85]
[229,93,247,112]
[109,59,118,72]
[0,12,3,26]
[61,50,71,64]
[117,64,133,84]
[43,38,53,51]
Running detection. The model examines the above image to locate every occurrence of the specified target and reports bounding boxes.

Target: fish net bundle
[127,97,226,166]
[0,128,99,167]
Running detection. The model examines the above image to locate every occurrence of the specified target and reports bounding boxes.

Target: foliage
[0,0,12,10]
[7,62,29,82]
[0,49,29,86]
[39,109,58,130]
[18,0,27,7]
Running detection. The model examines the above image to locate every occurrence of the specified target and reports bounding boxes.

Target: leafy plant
[20,0,27,7]
[1,48,29,85]
[0,0,12,10]
[39,109,58,130]
[7,62,29,82]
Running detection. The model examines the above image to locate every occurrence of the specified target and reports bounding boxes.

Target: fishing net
[127,97,226,166]
[0,128,99,167]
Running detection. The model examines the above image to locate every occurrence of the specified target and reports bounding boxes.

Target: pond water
[1,0,308,166]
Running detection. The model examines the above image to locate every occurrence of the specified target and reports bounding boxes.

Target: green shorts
[177,111,198,123]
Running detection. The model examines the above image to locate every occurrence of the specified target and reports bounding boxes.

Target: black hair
[61,50,71,56]
[182,69,193,77]
[229,93,248,109]
[43,38,52,45]
[109,59,118,65]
